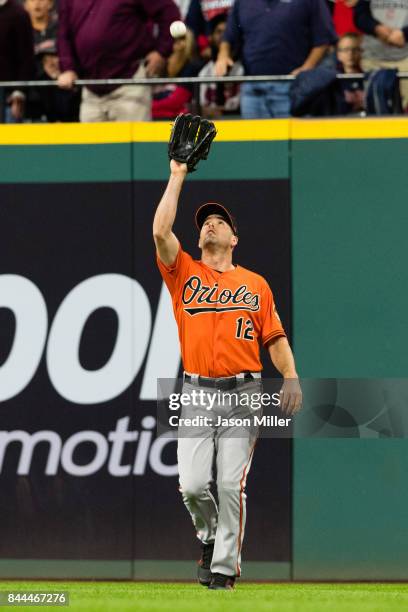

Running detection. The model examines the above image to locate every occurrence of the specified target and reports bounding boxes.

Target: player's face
[198,215,237,251]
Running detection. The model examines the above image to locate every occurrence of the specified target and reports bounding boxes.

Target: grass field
[1,582,408,611]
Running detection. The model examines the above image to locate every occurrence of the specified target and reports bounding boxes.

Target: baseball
[170,20,187,38]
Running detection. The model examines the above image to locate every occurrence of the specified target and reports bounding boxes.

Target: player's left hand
[279,377,302,416]
[168,114,217,173]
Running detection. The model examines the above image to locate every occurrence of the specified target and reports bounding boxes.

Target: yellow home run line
[291,117,408,139]
[131,119,290,141]
[0,123,132,145]
[0,118,408,145]
[0,120,289,144]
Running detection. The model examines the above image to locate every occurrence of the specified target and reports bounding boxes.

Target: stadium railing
[1,73,407,122]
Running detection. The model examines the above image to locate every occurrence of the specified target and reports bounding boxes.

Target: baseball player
[153,115,302,590]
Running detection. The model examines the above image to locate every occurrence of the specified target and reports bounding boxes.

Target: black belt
[184,372,258,390]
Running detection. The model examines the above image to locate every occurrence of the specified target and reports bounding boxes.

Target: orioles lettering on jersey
[157,245,286,377]
[182,275,260,315]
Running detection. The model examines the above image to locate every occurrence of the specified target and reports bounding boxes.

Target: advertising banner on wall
[0,178,291,572]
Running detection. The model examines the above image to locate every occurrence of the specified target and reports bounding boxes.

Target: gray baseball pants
[177,377,262,577]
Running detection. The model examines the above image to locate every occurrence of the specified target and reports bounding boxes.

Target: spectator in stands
[215,0,337,119]
[152,29,199,119]
[354,0,408,108]
[24,0,80,121]
[337,32,362,72]
[198,14,243,119]
[24,0,57,56]
[57,0,180,122]
[28,43,80,122]
[336,32,365,113]
[186,0,233,60]
[0,0,35,122]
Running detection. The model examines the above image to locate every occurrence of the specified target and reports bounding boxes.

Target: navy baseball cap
[195,203,238,236]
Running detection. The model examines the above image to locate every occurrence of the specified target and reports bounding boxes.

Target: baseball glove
[168,113,217,173]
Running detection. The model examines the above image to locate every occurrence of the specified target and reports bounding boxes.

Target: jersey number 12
[235,317,254,341]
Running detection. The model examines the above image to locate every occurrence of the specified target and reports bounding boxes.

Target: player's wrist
[170,168,187,180]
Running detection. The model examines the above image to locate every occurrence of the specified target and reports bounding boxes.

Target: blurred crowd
[1,0,408,123]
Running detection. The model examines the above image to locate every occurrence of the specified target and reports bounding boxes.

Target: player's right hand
[170,160,188,176]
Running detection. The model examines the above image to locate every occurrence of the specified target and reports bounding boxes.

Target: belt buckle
[184,372,199,386]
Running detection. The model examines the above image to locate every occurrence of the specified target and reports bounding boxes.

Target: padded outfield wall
[0,119,407,580]
[291,119,408,580]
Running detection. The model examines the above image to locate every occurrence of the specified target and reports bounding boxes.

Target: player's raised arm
[153,114,217,266]
[153,160,187,266]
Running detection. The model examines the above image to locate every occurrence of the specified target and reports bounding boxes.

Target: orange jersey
[157,244,286,377]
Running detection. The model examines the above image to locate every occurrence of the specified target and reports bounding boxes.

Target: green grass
[1,582,408,611]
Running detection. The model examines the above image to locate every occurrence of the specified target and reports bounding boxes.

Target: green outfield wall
[0,118,407,580]
[291,127,408,580]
